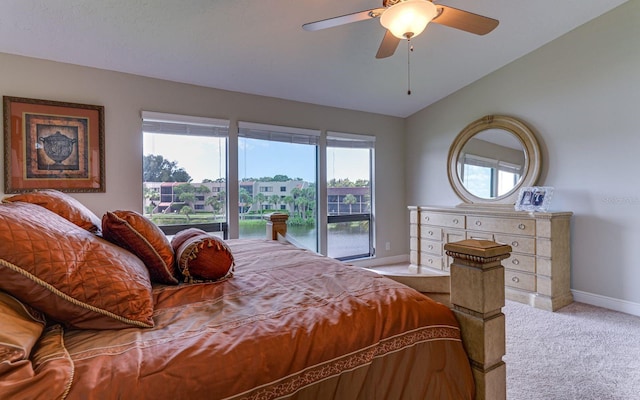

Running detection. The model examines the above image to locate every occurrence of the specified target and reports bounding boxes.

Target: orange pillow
[3,189,102,234]
[0,202,154,330]
[102,210,178,285]
[0,291,46,368]
[171,228,234,283]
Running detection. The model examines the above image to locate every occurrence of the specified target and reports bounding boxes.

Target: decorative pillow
[0,291,46,371]
[2,189,102,234]
[0,202,154,330]
[171,228,235,283]
[102,210,178,285]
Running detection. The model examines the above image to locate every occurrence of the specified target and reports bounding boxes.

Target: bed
[0,190,509,399]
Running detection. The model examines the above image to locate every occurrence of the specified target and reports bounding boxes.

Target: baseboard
[350,254,409,268]
[572,290,640,317]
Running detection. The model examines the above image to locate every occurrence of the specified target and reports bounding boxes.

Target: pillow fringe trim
[107,212,178,284]
[178,237,235,284]
[0,258,153,329]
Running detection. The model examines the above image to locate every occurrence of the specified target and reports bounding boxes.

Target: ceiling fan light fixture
[380,0,438,39]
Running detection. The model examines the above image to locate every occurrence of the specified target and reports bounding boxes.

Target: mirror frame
[447,115,541,205]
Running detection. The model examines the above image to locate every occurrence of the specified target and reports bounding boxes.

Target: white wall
[406,1,640,310]
[0,53,407,259]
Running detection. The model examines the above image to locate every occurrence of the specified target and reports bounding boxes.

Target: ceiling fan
[302,0,499,59]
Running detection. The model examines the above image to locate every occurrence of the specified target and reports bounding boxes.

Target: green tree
[179,205,193,221]
[254,193,266,214]
[343,194,357,214]
[143,186,160,202]
[272,174,291,182]
[269,194,280,210]
[195,185,211,194]
[174,183,196,195]
[295,196,308,219]
[178,192,196,204]
[239,188,252,216]
[283,195,294,213]
[143,154,191,182]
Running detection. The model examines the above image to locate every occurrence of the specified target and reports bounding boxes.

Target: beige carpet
[504,300,640,400]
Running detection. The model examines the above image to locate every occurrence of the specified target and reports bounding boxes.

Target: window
[141,115,376,261]
[327,132,374,260]
[460,154,522,198]
[238,122,319,251]
[142,112,229,237]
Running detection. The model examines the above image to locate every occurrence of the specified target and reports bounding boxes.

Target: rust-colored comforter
[30,240,475,399]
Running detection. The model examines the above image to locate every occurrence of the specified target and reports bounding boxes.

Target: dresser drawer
[505,253,536,273]
[420,239,442,256]
[444,229,465,244]
[505,270,536,292]
[494,234,535,255]
[420,253,443,270]
[468,216,535,236]
[466,231,494,241]
[421,212,465,229]
[420,226,443,240]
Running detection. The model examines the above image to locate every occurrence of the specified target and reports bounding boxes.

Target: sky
[143,133,370,183]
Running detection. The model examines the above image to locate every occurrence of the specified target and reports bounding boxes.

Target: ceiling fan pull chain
[407,38,413,95]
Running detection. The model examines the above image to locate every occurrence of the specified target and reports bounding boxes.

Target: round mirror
[448,115,541,205]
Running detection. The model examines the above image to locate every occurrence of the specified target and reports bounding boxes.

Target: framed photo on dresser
[515,186,553,212]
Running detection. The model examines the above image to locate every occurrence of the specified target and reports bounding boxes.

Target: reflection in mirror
[447,115,541,205]
[457,129,525,199]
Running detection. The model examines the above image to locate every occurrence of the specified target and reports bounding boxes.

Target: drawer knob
[428,259,433,264]
[453,218,459,224]
[512,259,520,265]
[518,224,526,230]
[428,231,434,236]
[475,221,481,226]
[425,216,430,222]
[428,245,433,250]
[512,276,520,283]
[511,241,519,247]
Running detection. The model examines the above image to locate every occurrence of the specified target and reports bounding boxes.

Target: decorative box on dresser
[409,205,573,311]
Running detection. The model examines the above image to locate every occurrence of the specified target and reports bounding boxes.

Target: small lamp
[380,0,438,39]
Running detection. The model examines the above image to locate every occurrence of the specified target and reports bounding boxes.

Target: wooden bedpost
[444,239,511,400]
[265,213,288,240]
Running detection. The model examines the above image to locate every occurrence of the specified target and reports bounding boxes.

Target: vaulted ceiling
[0,1,628,117]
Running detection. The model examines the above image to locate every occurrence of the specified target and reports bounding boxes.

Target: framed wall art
[3,96,105,193]
[515,186,554,212]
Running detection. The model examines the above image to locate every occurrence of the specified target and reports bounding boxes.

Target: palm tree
[239,188,252,217]
[255,193,266,214]
[295,197,308,219]
[269,194,280,211]
[283,195,294,213]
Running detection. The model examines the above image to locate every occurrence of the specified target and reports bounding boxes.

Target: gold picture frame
[3,96,105,193]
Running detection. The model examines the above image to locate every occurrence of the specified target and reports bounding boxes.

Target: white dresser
[409,205,573,311]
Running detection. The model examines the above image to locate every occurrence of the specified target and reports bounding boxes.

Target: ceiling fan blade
[302,8,385,31]
[376,30,401,59]
[432,5,499,35]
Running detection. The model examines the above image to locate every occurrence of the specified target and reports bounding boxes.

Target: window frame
[141,115,376,260]
[142,111,230,238]
[326,131,375,261]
